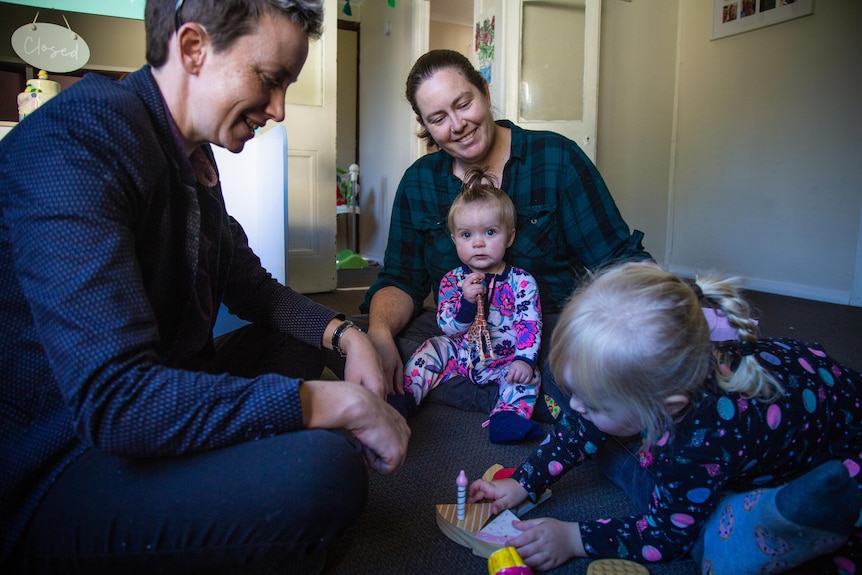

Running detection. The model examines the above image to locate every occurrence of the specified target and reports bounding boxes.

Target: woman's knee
[271,429,369,531]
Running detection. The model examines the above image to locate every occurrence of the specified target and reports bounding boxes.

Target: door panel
[270,0,338,293]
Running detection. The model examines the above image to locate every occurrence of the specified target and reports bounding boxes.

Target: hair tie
[738,341,756,357]
[689,282,704,300]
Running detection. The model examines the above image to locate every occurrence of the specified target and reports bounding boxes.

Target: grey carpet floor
[321,402,698,575]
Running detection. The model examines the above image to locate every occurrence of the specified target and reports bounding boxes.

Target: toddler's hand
[467,477,527,515]
[509,517,583,571]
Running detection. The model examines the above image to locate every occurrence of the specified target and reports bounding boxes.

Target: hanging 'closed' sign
[11,22,90,73]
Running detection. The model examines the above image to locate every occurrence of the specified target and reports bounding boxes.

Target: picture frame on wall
[712,0,814,40]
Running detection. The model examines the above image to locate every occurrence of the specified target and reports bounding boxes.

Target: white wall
[597,1,862,306]
[669,1,861,305]
[430,19,472,57]
[595,0,678,278]
[604,0,861,307]
[336,26,359,169]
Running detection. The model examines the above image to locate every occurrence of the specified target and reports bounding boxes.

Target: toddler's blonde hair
[550,262,782,442]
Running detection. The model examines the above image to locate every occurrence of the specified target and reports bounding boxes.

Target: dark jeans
[338,310,572,423]
[12,325,368,575]
[593,435,657,514]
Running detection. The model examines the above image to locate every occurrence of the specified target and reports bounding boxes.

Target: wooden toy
[586,559,650,575]
[436,465,551,558]
[435,501,496,553]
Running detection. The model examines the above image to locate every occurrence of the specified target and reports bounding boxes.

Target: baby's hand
[461,272,486,304]
[504,359,533,385]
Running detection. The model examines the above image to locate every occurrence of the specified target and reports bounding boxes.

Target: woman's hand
[367,287,415,395]
[300,380,410,475]
[339,326,388,399]
[468,477,528,515]
[509,517,584,572]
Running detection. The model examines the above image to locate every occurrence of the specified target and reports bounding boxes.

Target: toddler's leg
[692,460,861,574]
[594,435,656,514]
[491,367,540,419]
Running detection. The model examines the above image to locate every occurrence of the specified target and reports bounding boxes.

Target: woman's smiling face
[413,67,496,167]
[190,12,308,153]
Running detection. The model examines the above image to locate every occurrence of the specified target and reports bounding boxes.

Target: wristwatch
[331,320,362,357]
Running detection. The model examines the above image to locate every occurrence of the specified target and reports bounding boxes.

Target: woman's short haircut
[146,0,324,67]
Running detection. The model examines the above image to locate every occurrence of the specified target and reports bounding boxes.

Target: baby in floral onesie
[401,168,544,444]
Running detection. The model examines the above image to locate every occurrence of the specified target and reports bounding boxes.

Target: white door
[266,0,338,294]
[477,0,600,161]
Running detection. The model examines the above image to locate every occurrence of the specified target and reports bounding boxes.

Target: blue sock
[488,411,544,445]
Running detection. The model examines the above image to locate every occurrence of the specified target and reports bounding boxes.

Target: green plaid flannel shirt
[362,120,651,316]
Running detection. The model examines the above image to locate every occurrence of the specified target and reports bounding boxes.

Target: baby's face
[450,204,513,275]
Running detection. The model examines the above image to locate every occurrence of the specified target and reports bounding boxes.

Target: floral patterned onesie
[510,338,862,565]
[403,264,542,419]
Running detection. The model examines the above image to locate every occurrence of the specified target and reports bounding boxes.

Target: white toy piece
[457,469,468,520]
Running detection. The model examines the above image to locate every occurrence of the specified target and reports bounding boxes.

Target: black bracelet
[331,320,361,357]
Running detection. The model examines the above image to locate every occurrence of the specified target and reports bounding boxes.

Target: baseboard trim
[357,253,383,266]
[666,264,855,307]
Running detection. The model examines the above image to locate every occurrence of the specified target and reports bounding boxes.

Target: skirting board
[666,264,856,307]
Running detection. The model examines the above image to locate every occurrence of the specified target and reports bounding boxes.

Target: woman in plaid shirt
[358,49,651,422]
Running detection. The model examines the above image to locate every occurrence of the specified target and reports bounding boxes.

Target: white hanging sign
[11,22,90,73]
